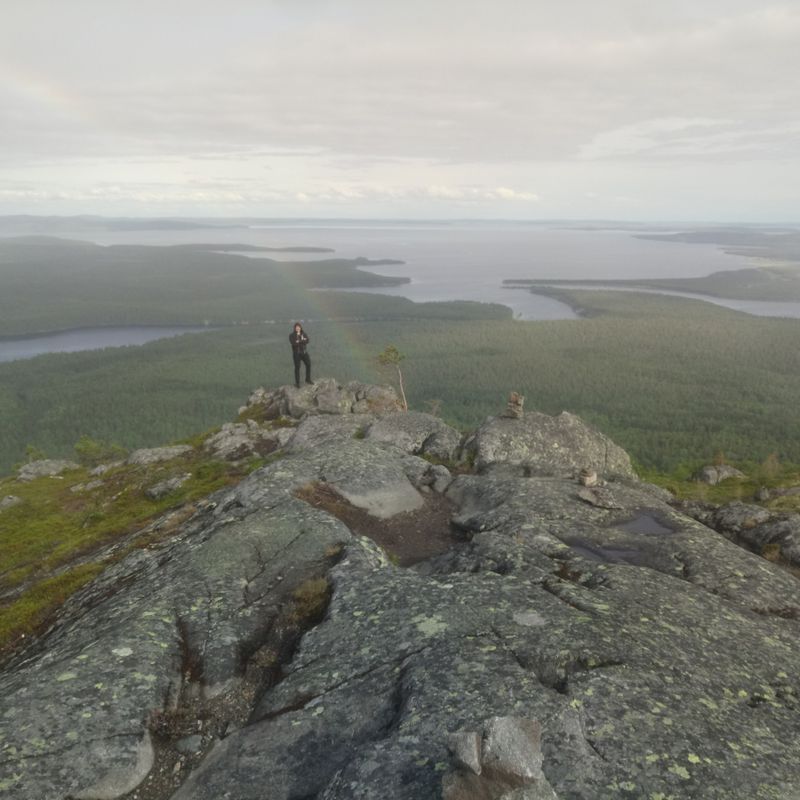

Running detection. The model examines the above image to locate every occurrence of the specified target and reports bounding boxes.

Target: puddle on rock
[567,542,648,566]
[614,513,675,536]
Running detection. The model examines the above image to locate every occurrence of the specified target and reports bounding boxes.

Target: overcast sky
[2,0,798,221]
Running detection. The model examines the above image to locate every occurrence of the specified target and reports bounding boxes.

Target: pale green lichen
[669,764,690,780]
[0,775,23,791]
[411,614,448,636]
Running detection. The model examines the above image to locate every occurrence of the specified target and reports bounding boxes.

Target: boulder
[89,460,125,477]
[202,421,279,461]
[16,459,79,481]
[127,445,193,466]
[366,411,462,462]
[465,411,635,479]
[693,464,747,485]
[314,379,356,415]
[69,479,104,494]
[346,381,406,414]
[0,494,22,511]
[287,415,370,453]
[144,473,191,500]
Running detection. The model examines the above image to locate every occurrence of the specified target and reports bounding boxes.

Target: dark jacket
[289,329,309,355]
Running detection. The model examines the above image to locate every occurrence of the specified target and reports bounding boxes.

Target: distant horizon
[1,213,799,228]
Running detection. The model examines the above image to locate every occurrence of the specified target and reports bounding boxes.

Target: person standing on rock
[289,322,313,388]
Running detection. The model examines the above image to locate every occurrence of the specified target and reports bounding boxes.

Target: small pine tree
[759,452,781,482]
[25,444,47,463]
[376,345,408,411]
[73,435,127,467]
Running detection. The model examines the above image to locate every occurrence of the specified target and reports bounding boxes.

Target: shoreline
[0,323,224,343]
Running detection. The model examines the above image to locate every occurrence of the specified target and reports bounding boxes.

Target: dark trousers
[293,352,311,385]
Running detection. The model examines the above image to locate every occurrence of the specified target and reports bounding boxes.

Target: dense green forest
[3,288,800,474]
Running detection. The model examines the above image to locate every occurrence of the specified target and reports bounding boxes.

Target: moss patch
[0,445,275,659]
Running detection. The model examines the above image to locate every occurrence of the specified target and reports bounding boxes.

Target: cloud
[579,117,800,160]
[0,2,798,218]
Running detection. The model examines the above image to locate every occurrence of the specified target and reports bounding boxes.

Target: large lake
[43,221,800,319]
[0,326,214,364]
[2,222,798,362]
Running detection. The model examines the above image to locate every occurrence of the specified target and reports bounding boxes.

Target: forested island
[505,265,800,302]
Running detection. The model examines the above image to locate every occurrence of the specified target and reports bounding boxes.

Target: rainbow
[4,66,99,127]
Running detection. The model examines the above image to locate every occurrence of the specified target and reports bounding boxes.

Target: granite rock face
[464,411,635,479]
[2,391,800,800]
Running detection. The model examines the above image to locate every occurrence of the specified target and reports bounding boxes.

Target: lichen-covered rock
[0,461,354,800]
[144,473,191,500]
[127,445,193,466]
[346,381,405,414]
[314,379,356,414]
[366,411,463,462]
[241,379,403,423]
[465,411,635,479]
[286,414,370,453]
[16,458,80,481]
[202,420,279,461]
[89,460,125,476]
[693,464,747,485]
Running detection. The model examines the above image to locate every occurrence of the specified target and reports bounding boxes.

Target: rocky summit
[1,380,799,800]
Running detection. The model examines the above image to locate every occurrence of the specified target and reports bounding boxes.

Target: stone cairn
[502,392,525,420]
[578,468,598,487]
